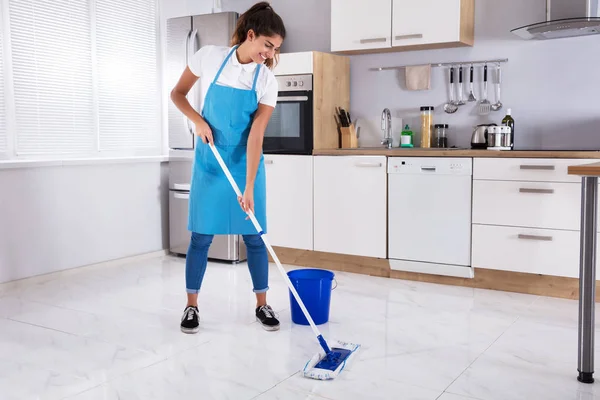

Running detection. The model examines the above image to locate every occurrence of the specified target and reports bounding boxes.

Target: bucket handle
[332,278,338,291]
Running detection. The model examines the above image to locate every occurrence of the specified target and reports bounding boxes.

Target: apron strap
[212,45,238,85]
[252,64,261,91]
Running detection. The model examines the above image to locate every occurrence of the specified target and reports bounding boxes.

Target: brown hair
[231,2,286,69]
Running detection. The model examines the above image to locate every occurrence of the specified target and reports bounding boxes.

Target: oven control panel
[276,74,313,91]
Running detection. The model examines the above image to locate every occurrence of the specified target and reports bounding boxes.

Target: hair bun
[253,2,272,11]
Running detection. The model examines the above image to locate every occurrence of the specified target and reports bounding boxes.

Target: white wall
[0,161,169,284]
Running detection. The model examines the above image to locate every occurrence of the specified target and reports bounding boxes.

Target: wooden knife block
[340,125,358,149]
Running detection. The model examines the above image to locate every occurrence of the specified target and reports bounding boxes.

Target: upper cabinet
[331,0,474,54]
[330,0,393,53]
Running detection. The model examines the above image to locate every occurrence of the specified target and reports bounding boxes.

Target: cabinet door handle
[173,193,189,200]
[519,188,555,194]
[421,166,436,172]
[360,37,387,44]
[519,165,555,171]
[395,34,423,40]
[355,162,382,168]
[518,234,553,242]
[173,183,190,191]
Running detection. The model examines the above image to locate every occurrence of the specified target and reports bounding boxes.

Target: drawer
[472,224,581,278]
[472,180,581,230]
[473,158,598,183]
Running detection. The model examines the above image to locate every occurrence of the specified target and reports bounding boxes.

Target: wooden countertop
[313,148,600,159]
[568,162,600,176]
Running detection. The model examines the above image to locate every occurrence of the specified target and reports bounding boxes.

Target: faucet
[381,108,392,148]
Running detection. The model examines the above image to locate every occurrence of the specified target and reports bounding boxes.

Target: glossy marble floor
[1,255,600,400]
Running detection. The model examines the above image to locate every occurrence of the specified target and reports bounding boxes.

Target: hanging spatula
[478,64,491,115]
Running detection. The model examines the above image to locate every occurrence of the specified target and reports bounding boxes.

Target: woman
[170,2,285,334]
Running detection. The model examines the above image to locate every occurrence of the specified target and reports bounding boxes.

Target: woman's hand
[238,188,254,218]
[194,118,213,145]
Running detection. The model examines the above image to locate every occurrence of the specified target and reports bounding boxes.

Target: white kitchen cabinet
[472,179,582,231]
[330,0,392,53]
[264,155,313,251]
[331,0,473,54]
[392,0,463,47]
[313,156,387,258]
[471,156,600,279]
[471,224,582,278]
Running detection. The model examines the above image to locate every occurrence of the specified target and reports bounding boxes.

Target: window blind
[0,3,6,154]
[9,0,95,156]
[95,0,161,152]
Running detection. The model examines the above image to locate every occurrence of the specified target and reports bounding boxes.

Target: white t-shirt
[188,45,278,113]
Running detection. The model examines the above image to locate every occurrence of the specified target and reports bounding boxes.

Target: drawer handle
[173,183,190,191]
[355,162,382,168]
[518,234,553,242]
[519,188,555,194]
[173,192,189,200]
[395,34,423,40]
[265,159,274,164]
[360,37,387,44]
[519,165,556,171]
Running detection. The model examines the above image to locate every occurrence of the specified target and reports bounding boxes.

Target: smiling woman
[169,2,287,334]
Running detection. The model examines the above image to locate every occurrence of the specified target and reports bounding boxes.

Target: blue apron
[188,45,267,235]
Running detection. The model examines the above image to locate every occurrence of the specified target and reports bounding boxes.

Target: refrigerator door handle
[185,29,198,137]
[183,29,194,136]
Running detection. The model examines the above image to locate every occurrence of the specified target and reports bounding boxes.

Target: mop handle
[208,143,329,348]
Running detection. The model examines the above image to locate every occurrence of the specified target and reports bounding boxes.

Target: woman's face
[246,30,283,64]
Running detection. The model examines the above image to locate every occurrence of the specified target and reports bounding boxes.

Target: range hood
[511,0,600,40]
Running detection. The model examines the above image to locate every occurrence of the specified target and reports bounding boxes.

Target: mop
[208,143,360,380]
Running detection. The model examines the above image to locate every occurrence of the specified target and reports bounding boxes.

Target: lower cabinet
[313,156,387,258]
[471,157,600,279]
[264,155,313,251]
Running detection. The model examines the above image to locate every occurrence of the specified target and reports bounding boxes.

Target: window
[9,0,95,156]
[96,0,161,153]
[1,0,161,160]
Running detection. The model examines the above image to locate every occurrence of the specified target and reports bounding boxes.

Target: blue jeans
[185,233,269,294]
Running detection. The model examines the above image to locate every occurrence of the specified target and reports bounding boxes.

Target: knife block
[340,125,358,149]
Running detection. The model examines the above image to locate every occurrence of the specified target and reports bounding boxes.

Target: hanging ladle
[444,66,458,114]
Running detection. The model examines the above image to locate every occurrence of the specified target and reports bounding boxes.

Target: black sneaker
[256,305,280,331]
[180,305,199,334]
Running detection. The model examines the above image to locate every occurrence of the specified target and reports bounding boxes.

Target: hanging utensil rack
[369,58,508,71]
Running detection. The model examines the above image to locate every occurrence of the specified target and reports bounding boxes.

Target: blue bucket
[287,268,336,325]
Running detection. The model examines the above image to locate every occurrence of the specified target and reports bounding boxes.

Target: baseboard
[270,246,598,302]
[0,249,169,286]
[389,259,474,279]
[270,247,389,278]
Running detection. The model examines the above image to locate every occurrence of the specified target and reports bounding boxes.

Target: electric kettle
[471,123,496,149]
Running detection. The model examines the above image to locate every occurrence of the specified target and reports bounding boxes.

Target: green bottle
[502,108,514,149]
[400,124,414,148]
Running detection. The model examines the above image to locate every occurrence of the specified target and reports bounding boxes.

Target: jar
[433,124,448,148]
[420,106,434,148]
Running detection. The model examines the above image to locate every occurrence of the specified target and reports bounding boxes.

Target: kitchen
[1,0,600,399]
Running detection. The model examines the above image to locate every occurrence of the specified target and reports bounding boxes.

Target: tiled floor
[1,255,600,400]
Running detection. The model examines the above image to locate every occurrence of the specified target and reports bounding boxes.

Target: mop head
[302,339,361,380]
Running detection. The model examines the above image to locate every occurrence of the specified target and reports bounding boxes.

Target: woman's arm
[240,103,274,213]
[170,67,213,144]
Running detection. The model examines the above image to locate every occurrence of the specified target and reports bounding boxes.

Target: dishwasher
[388,157,473,278]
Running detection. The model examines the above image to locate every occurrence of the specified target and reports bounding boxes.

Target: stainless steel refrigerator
[167,12,247,263]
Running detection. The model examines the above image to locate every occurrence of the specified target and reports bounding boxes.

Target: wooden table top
[568,162,600,176]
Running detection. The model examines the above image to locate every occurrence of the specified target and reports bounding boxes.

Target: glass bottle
[420,106,434,148]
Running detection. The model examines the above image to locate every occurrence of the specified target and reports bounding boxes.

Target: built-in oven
[263,74,313,155]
